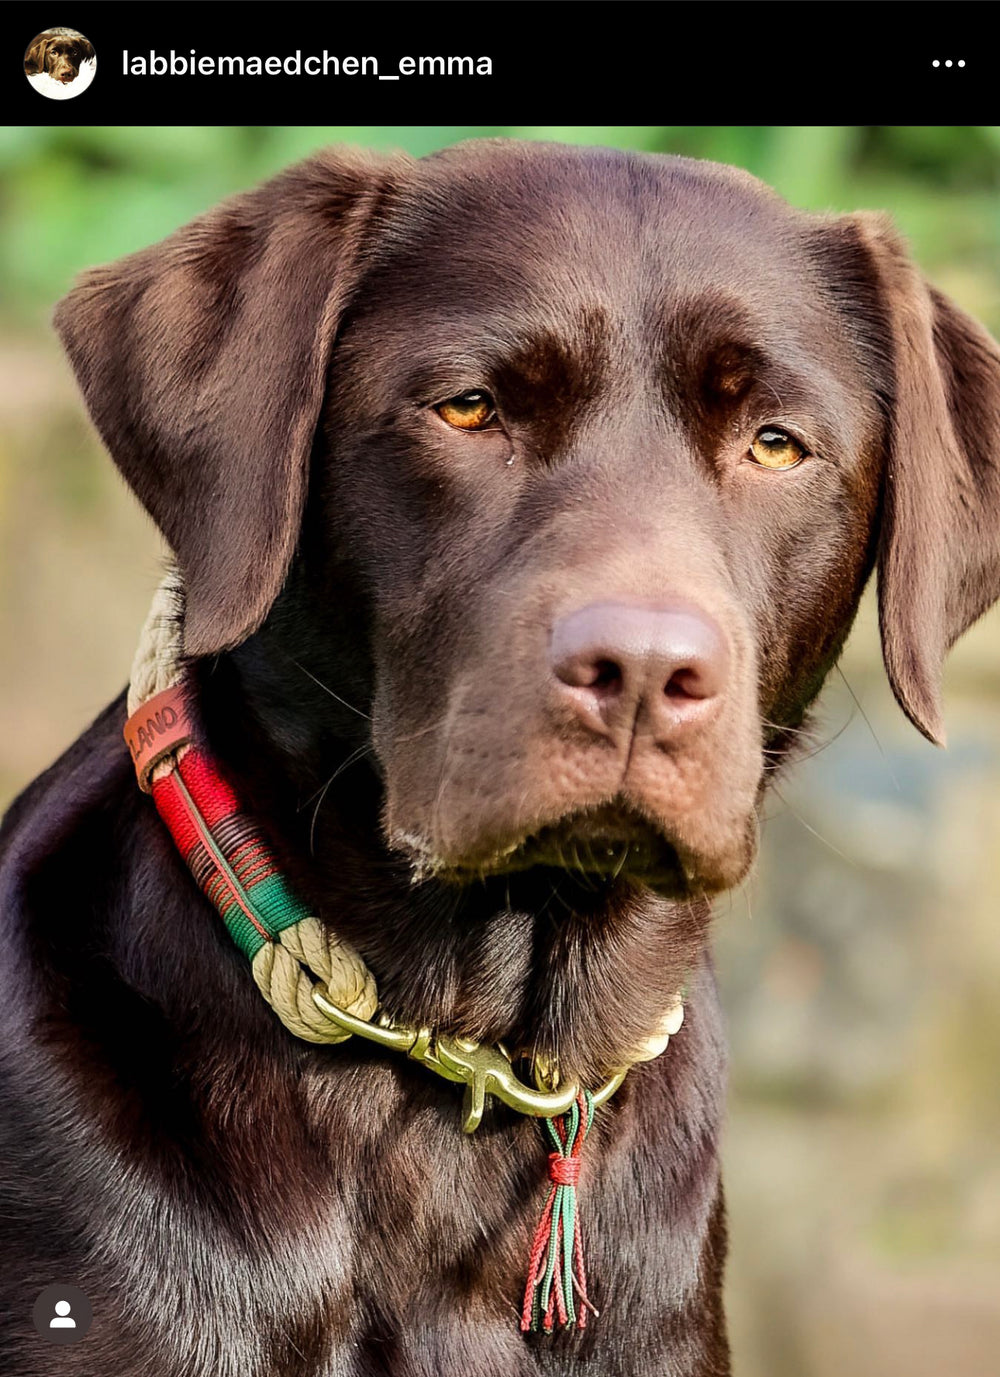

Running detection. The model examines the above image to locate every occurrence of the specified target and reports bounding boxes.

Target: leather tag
[123,684,193,792]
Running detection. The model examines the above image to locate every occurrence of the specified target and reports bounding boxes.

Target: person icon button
[50,1299,76,1328]
[32,1283,93,1344]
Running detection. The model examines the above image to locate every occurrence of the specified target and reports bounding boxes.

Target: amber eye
[748,428,807,470]
[435,391,497,431]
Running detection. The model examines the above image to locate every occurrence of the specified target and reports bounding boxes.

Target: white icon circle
[958,60,966,67]
[932,60,940,67]
[50,1300,76,1329]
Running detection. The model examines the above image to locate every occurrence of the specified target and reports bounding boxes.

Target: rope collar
[124,566,686,1331]
[123,682,677,1131]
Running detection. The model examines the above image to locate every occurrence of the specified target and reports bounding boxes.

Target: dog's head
[54,143,1000,1072]
[25,28,94,82]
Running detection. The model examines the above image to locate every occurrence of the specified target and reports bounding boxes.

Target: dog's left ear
[79,38,95,63]
[54,148,406,656]
[24,38,48,75]
[842,214,1000,745]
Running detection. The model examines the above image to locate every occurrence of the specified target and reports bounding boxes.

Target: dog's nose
[550,601,728,737]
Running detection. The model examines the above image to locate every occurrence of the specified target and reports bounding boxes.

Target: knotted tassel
[521,1089,597,1333]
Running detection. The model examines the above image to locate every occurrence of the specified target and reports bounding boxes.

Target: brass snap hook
[311,987,630,1132]
[434,1034,583,1133]
[311,988,419,1054]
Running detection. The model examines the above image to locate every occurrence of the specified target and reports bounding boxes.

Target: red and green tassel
[521,1089,597,1332]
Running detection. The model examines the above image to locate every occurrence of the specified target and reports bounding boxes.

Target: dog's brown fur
[2,141,999,1376]
[24,28,95,84]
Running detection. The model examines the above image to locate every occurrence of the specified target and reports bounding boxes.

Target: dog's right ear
[54,148,405,656]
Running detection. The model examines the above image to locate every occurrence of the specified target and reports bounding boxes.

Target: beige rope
[128,563,378,1044]
[126,564,186,716]
[632,996,685,1062]
[251,921,377,1044]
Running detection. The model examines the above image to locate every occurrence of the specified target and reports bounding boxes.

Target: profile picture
[24,27,96,100]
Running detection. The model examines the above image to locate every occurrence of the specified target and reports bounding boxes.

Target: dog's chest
[172,1060,721,1377]
[132,1092,556,1374]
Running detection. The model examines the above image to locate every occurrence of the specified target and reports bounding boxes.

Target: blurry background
[2,126,999,1375]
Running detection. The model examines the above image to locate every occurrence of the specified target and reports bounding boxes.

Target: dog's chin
[397,803,750,900]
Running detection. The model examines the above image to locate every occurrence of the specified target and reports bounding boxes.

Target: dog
[2,140,999,1376]
[23,28,95,85]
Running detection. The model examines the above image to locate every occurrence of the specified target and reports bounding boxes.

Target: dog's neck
[192,614,711,1086]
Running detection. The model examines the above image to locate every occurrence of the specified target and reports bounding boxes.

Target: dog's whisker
[309,778,335,857]
[767,783,853,864]
[289,657,371,720]
[570,840,597,892]
[392,714,456,746]
[307,744,372,854]
[759,717,817,740]
[297,743,374,811]
[835,665,901,791]
[611,843,631,883]
[761,707,860,782]
[736,874,755,924]
[331,742,373,784]
[547,880,577,919]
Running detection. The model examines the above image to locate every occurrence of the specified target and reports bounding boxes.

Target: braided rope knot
[548,1152,581,1186]
[251,916,377,1044]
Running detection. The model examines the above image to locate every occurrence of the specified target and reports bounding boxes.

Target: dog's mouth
[503,806,683,884]
[430,803,690,895]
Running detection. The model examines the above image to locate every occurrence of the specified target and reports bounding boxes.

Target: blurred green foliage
[3,125,999,328]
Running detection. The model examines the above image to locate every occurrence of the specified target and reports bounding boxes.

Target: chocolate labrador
[2,141,999,1376]
[23,28,95,85]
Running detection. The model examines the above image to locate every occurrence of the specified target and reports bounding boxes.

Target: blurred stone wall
[0,338,167,805]
[718,609,1000,1375]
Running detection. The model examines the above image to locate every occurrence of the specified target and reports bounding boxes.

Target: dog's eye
[435,391,497,431]
[748,428,807,470]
